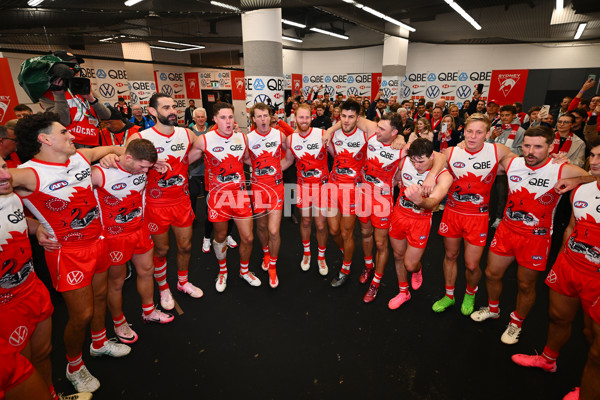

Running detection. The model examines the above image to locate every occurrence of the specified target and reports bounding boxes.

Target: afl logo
[49,180,68,190]
[368,145,376,151]
[111,183,127,191]
[403,173,412,181]
[532,255,543,260]
[509,175,522,182]
[156,147,164,153]
[252,144,261,149]
[294,145,303,151]
[213,146,224,152]
[574,201,588,208]
[334,140,343,146]
[452,162,465,168]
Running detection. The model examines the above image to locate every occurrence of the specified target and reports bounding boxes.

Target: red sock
[177,270,188,286]
[269,257,277,271]
[341,261,351,275]
[49,384,58,400]
[91,328,107,350]
[153,256,169,291]
[263,246,269,256]
[142,303,155,316]
[542,346,559,363]
[465,284,478,295]
[339,246,344,255]
[510,311,524,328]
[302,240,310,256]
[488,300,500,314]
[372,272,383,287]
[240,261,249,275]
[364,256,373,269]
[445,285,455,300]
[318,246,326,260]
[112,313,127,328]
[218,259,227,274]
[399,282,409,293]
[66,353,84,374]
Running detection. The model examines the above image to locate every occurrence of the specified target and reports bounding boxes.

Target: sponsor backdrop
[245,75,285,124]
[154,67,188,124]
[128,80,156,114]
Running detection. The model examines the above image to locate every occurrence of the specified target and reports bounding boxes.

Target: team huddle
[1,93,599,399]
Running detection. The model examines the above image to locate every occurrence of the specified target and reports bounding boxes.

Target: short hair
[528,106,542,115]
[432,106,443,114]
[250,103,272,119]
[524,125,554,145]
[407,138,434,158]
[401,100,410,106]
[559,113,576,124]
[295,103,312,116]
[13,104,32,113]
[340,100,361,114]
[571,108,588,120]
[149,93,171,109]
[465,113,491,132]
[425,101,433,109]
[118,96,125,102]
[390,103,401,113]
[380,112,402,132]
[189,99,195,104]
[315,104,325,110]
[15,112,61,161]
[125,138,157,163]
[192,107,207,118]
[417,103,426,109]
[213,102,234,116]
[589,137,600,150]
[580,98,591,107]
[500,105,517,115]
[514,102,523,112]
[0,125,7,139]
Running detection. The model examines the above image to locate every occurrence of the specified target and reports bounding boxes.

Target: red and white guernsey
[362,135,402,196]
[139,126,190,206]
[330,127,368,185]
[93,164,147,236]
[247,128,284,186]
[396,158,447,218]
[504,157,564,235]
[290,128,329,185]
[0,194,34,299]
[446,142,499,214]
[564,181,600,270]
[203,129,247,192]
[18,152,101,243]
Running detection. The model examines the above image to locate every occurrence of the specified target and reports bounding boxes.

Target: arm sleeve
[567,97,581,112]
[91,95,111,120]
[39,93,71,126]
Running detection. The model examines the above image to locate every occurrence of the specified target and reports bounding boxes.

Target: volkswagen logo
[254,94,270,104]
[347,87,358,96]
[130,92,138,104]
[161,85,173,96]
[99,83,115,98]
[402,86,411,98]
[67,270,84,286]
[456,85,472,99]
[9,326,28,347]
[426,85,440,98]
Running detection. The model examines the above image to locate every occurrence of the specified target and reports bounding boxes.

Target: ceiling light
[152,40,205,51]
[282,35,303,43]
[361,6,415,32]
[556,0,563,12]
[210,1,241,12]
[574,23,586,40]
[444,0,482,30]
[100,36,119,42]
[310,27,349,40]
[282,19,306,28]
[27,0,44,6]
[124,0,144,6]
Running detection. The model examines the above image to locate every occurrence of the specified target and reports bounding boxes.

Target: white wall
[283,41,600,75]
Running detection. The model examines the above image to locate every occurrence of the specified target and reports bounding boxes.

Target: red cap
[487,99,499,106]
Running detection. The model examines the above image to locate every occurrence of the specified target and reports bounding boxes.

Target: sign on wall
[245,75,285,121]
[184,72,200,99]
[0,58,18,123]
[488,69,529,105]
[231,70,245,101]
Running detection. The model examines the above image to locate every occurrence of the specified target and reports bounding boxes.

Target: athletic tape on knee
[213,240,227,261]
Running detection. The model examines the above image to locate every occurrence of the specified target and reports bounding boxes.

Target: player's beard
[158,113,178,126]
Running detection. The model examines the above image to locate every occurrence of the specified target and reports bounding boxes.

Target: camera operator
[39,51,110,147]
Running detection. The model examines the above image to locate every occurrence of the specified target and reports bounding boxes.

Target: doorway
[201,90,233,122]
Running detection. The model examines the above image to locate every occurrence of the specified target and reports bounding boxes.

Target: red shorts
[208,189,253,222]
[546,251,600,324]
[438,207,489,246]
[297,183,330,210]
[146,201,195,235]
[0,341,34,394]
[329,183,358,215]
[251,183,284,214]
[106,227,154,266]
[45,237,110,292]
[489,221,551,271]
[0,277,53,352]
[357,190,393,230]
[389,208,432,248]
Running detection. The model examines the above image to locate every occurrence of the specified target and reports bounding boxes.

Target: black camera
[48,63,91,95]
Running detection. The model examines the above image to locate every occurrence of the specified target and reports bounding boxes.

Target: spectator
[513,102,528,125]
[489,105,525,155]
[439,114,461,150]
[189,107,209,132]
[129,104,155,130]
[115,96,131,119]
[184,99,196,127]
[459,100,470,119]
[486,99,500,125]
[13,104,33,119]
[397,107,414,143]
[448,104,465,132]
[0,122,20,167]
[331,107,341,124]
[570,108,588,140]
[408,117,434,144]
[567,78,597,114]
[554,113,585,167]
[334,93,344,107]
[521,106,542,130]
[99,106,140,146]
[310,104,332,130]
[551,96,572,125]
[414,103,431,121]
